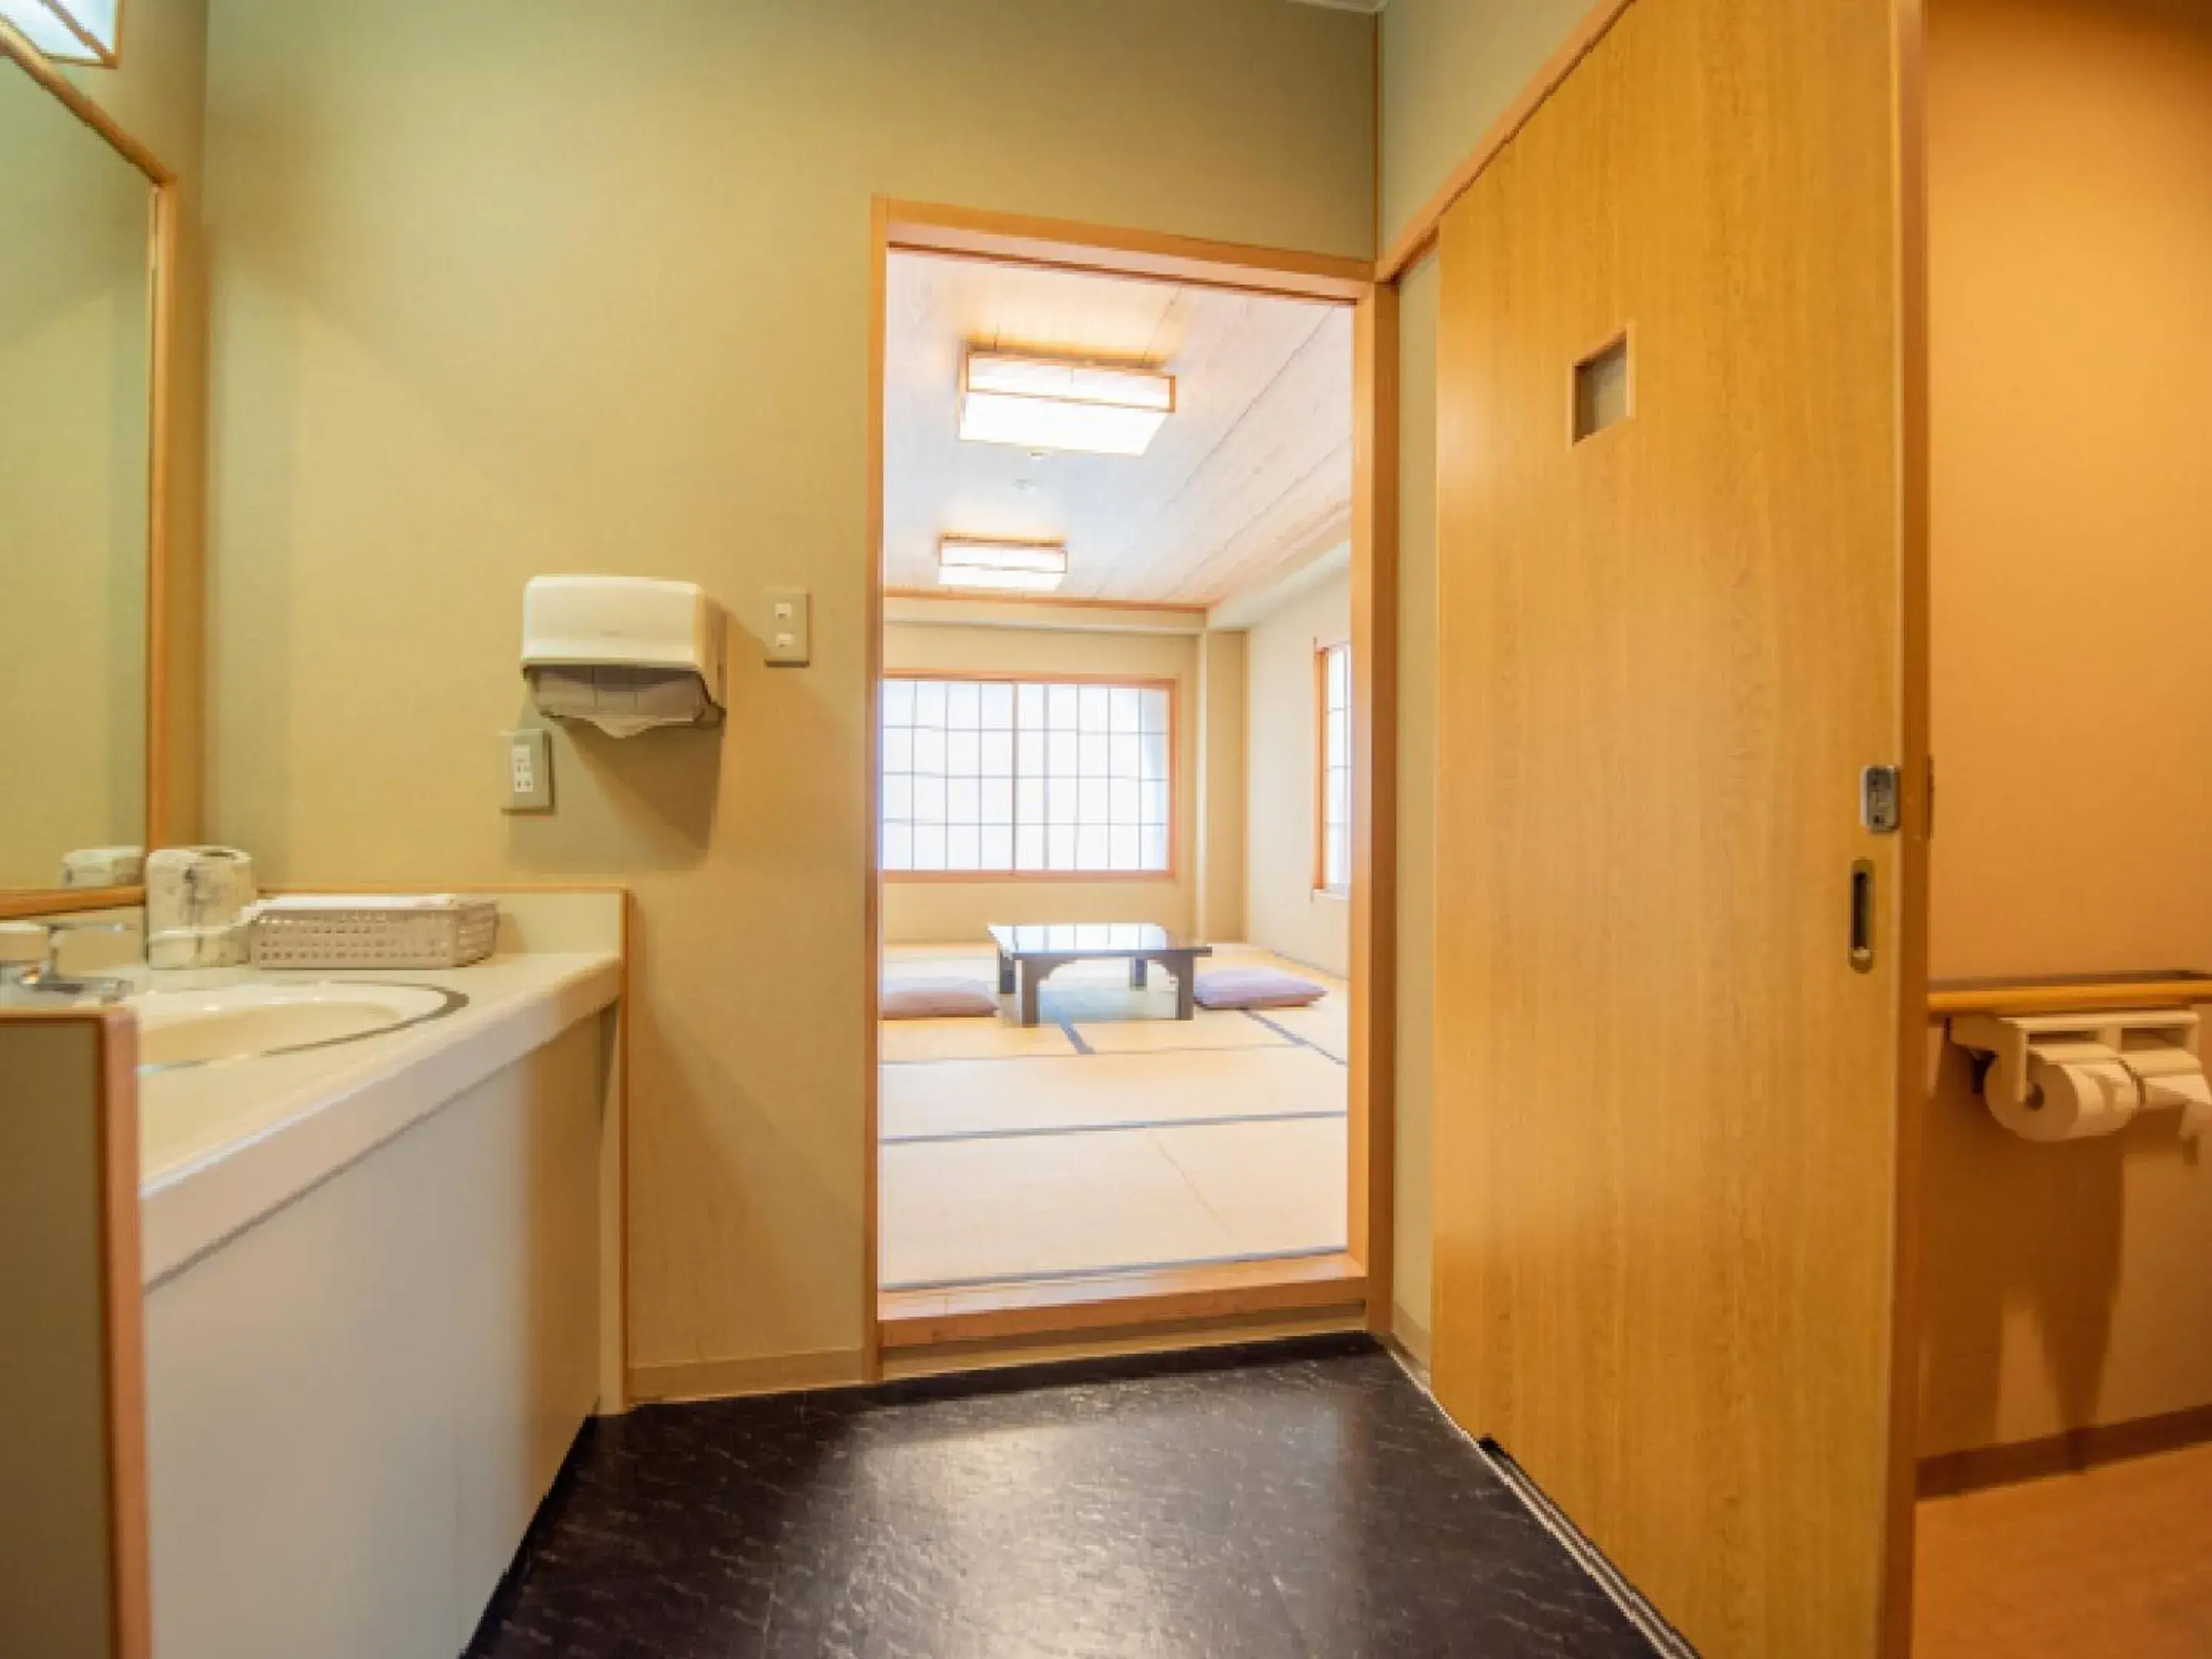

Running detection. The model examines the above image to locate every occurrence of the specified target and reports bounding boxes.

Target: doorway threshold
[879,1250,1366,1368]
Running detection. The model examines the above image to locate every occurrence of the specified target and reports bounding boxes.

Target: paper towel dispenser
[521,576,726,737]
[1950,1008,2210,1142]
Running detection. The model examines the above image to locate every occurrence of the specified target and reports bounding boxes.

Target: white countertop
[137,949,620,1287]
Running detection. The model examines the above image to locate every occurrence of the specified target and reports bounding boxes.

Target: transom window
[1318,642,1351,893]
[881,676,1173,875]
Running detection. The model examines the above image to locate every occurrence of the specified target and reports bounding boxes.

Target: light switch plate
[502,727,552,812]
[764,587,810,667]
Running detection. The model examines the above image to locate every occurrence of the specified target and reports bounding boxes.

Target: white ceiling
[882,251,1352,608]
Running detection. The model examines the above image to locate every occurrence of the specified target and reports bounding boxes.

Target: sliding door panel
[1430,1,1916,1654]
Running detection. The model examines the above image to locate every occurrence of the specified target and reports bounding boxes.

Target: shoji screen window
[1317,643,1351,894]
[882,677,1173,875]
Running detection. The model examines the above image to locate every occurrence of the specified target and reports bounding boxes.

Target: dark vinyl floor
[466,1335,1656,1659]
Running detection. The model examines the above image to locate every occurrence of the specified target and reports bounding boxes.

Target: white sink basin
[135,982,466,1070]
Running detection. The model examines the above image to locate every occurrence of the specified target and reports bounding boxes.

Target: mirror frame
[0,20,175,919]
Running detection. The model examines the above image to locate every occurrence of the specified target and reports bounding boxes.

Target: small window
[1316,642,1351,895]
[880,675,1172,876]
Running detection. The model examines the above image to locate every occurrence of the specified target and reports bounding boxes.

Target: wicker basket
[250,896,500,971]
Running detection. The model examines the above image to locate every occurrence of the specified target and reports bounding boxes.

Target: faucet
[0,919,135,1006]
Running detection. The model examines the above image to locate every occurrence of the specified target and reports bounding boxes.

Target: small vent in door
[1571,330,1633,443]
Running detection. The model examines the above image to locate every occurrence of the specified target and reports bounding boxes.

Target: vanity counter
[138,949,619,1286]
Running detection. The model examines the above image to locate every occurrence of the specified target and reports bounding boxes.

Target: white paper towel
[1990,1052,2140,1142]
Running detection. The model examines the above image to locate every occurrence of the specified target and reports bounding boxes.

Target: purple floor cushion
[881,977,999,1019]
[1194,969,1326,1011]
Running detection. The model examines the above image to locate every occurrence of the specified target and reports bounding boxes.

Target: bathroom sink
[135,982,468,1071]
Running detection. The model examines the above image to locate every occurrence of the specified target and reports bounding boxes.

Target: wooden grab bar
[1928,970,2212,1018]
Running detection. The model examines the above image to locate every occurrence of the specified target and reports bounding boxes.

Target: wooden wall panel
[1430,1,1916,1654]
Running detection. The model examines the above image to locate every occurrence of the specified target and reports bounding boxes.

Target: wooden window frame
[878,669,1180,884]
[1313,638,1352,898]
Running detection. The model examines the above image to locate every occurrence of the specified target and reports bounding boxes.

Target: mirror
[0,44,163,899]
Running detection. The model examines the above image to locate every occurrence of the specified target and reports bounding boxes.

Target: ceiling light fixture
[0,0,121,66]
[937,536,1069,594]
[959,352,1174,458]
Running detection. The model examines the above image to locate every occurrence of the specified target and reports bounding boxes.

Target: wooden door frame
[863,197,1396,1373]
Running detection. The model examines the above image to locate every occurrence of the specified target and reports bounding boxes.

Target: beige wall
[196,0,1373,1382]
[1919,0,2212,1455]
[0,64,151,887]
[1379,0,1595,251]
[1243,571,1349,977]
[880,620,1200,945]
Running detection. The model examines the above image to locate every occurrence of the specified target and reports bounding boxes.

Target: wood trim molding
[883,198,1375,302]
[1918,1406,2212,1499]
[2,25,177,916]
[883,588,1210,618]
[863,196,889,1380]
[628,1347,871,1405]
[95,1010,150,1659]
[1376,0,1638,282]
[879,1253,1367,1350]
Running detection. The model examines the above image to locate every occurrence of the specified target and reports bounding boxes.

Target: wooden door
[1430,1,1924,1655]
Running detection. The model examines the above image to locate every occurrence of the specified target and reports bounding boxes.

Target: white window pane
[1141,823,1170,869]
[915,680,947,724]
[1075,824,1110,869]
[915,776,947,820]
[882,822,913,869]
[912,824,947,870]
[981,730,1013,776]
[1140,689,1168,735]
[948,777,981,821]
[981,825,1013,869]
[883,680,915,724]
[946,680,980,727]
[1109,778,1141,823]
[1018,682,1045,727]
[1141,780,1167,825]
[913,727,947,773]
[1048,777,1078,823]
[1327,770,1349,825]
[1016,777,1045,823]
[1327,710,1349,764]
[1078,777,1108,823]
[1109,734,1141,779]
[1015,824,1045,869]
[1109,687,1141,732]
[1109,825,1140,870]
[1049,730,1080,775]
[882,728,913,772]
[1078,684,1111,733]
[947,825,981,869]
[882,774,913,819]
[1078,734,1110,775]
[947,730,981,775]
[1017,730,1045,775]
[1140,732,1168,782]
[1329,646,1351,704]
[1326,839,1349,889]
[1048,684,1079,730]
[1047,823,1078,869]
[982,778,1013,824]
[980,682,1015,728]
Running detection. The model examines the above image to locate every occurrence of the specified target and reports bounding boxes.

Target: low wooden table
[988,923,1214,1027]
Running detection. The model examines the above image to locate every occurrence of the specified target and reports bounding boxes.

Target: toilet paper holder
[1950,1008,2209,1141]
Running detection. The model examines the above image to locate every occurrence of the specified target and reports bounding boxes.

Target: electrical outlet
[502,728,552,812]
[764,587,810,667]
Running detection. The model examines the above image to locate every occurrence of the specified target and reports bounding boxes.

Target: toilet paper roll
[1990,1055,2140,1142]
[147,846,258,969]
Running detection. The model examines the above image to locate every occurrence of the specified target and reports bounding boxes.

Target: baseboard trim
[628,1346,869,1404]
[882,1307,1368,1380]
[1919,1404,2212,1498]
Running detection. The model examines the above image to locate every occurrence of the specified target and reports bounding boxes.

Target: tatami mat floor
[879,941,1349,1290]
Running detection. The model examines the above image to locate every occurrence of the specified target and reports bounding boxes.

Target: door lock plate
[1860,764,1902,834]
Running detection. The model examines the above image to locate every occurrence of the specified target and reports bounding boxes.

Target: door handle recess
[1849,859,1876,973]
